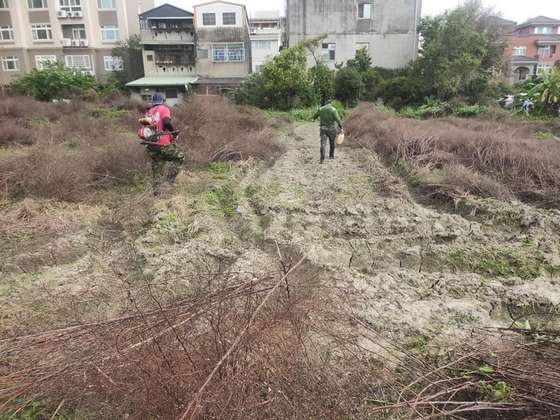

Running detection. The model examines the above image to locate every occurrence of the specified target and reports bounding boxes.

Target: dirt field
[1,112,560,418]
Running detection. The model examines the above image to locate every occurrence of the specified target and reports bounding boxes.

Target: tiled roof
[140,4,193,19]
[516,15,560,29]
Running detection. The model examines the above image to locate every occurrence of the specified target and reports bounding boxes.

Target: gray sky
[156,0,560,22]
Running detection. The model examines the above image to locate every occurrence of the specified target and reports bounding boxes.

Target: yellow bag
[336,131,345,145]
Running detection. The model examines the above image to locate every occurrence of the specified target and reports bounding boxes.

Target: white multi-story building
[0,0,154,85]
[249,10,282,73]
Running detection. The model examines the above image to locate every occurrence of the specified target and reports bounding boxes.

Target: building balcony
[62,38,89,48]
[250,27,281,35]
[140,29,195,45]
[56,10,84,19]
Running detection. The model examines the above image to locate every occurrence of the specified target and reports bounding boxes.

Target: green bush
[235,45,315,110]
[12,63,97,101]
[309,63,335,105]
[335,66,363,107]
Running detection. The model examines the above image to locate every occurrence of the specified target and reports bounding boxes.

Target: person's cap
[151,93,165,105]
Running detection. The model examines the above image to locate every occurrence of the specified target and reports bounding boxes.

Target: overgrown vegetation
[12,63,97,102]
[0,96,283,202]
[345,103,560,205]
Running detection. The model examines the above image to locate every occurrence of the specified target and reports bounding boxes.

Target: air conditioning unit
[71,39,80,46]
[79,39,88,47]
[72,11,83,18]
[57,10,68,18]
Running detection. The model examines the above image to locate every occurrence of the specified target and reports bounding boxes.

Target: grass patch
[427,247,558,279]
[205,185,238,218]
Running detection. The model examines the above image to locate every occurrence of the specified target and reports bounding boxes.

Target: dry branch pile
[345,104,560,205]
[374,331,560,419]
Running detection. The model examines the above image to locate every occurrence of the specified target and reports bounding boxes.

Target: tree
[415,0,505,101]
[529,68,560,114]
[236,45,315,110]
[12,63,96,101]
[309,63,335,104]
[111,35,144,88]
[335,66,363,106]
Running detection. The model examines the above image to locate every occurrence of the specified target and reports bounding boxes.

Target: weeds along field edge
[345,102,560,205]
[0,96,285,202]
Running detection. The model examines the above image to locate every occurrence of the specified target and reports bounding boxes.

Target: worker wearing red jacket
[139,93,184,194]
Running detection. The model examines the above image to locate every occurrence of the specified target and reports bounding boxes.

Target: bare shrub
[345,103,560,204]
[0,123,35,146]
[0,95,284,202]
[0,257,370,419]
[174,96,285,165]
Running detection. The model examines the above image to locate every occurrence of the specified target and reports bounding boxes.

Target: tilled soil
[2,121,560,348]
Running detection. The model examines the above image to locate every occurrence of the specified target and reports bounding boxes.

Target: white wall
[250,33,281,72]
[195,2,244,28]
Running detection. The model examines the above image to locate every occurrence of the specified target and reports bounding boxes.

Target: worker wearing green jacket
[313,97,343,164]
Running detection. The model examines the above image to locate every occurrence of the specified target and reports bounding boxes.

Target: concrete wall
[250,32,281,72]
[287,0,421,69]
[194,2,251,79]
[194,2,244,29]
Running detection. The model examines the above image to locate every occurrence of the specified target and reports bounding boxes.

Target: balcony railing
[62,38,89,47]
[140,29,195,44]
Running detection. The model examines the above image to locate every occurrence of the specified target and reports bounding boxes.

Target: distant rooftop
[249,11,281,20]
[140,3,193,19]
[516,15,560,29]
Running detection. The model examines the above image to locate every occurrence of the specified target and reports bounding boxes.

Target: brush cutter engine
[138,126,157,142]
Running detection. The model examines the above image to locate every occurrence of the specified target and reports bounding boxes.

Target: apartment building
[127,3,197,106]
[0,0,154,85]
[505,16,560,83]
[249,11,282,73]
[286,0,422,69]
[192,0,251,95]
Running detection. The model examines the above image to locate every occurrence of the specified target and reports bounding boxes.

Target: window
[512,46,527,56]
[59,0,81,13]
[537,64,552,74]
[228,43,244,61]
[146,54,153,61]
[535,26,553,34]
[1,56,19,71]
[223,12,236,25]
[165,89,178,99]
[64,54,91,69]
[104,55,123,71]
[32,23,53,40]
[202,13,216,26]
[28,0,47,8]
[538,46,552,57]
[212,44,227,61]
[255,64,263,72]
[356,42,369,51]
[197,48,209,59]
[252,40,274,50]
[101,25,119,42]
[358,3,373,19]
[321,43,336,61]
[212,43,245,62]
[71,26,86,39]
[97,0,115,9]
[0,0,8,9]
[35,55,57,69]
[0,26,14,41]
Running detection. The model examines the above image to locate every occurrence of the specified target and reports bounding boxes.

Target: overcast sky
[156,0,560,22]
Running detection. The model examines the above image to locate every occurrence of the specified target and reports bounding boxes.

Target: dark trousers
[320,126,337,162]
